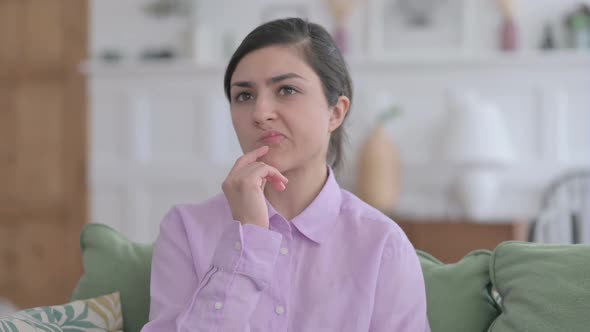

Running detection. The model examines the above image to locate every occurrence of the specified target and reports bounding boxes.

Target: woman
[141,18,430,332]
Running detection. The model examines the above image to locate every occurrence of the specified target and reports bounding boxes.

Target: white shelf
[80,59,226,76]
[82,51,590,76]
[347,51,590,69]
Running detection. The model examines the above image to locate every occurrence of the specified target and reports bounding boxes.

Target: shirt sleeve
[369,229,431,332]
[141,207,283,332]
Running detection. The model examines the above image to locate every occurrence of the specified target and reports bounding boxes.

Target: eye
[278,86,298,96]
[234,92,254,103]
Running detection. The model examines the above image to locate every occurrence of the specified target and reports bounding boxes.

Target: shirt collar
[266,166,342,244]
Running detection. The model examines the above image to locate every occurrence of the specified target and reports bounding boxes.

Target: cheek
[294,95,331,129]
[231,112,251,137]
[290,109,331,143]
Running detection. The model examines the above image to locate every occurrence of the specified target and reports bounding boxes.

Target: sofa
[6,223,590,332]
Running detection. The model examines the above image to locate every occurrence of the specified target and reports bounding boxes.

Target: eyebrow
[231,73,306,89]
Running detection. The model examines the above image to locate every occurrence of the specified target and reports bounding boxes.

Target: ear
[328,95,350,133]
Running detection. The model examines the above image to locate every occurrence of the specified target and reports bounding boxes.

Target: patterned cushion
[0,292,122,332]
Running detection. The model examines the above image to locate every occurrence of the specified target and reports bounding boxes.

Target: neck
[264,161,329,221]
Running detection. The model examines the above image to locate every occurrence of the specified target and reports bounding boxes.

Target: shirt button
[280,247,289,255]
[275,305,285,315]
[234,242,241,251]
[214,302,223,310]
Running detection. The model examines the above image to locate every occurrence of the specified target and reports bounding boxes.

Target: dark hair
[223,18,353,171]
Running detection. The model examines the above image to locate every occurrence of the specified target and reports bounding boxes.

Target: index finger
[232,145,269,171]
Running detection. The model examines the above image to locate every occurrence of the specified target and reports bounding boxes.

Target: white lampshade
[440,92,517,220]
[441,92,516,167]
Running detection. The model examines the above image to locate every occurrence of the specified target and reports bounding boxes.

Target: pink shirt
[141,169,430,331]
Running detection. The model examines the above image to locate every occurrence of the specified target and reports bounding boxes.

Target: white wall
[91,0,590,60]
[88,0,590,243]
[91,0,340,60]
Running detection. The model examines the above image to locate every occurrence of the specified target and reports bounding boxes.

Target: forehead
[231,45,316,83]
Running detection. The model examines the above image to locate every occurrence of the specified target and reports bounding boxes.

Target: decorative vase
[333,24,349,53]
[325,0,362,55]
[500,17,518,51]
[356,123,401,215]
[496,0,518,51]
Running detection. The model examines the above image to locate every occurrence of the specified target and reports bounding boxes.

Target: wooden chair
[528,170,590,244]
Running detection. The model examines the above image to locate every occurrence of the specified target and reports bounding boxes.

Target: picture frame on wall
[260,4,309,24]
[367,0,472,57]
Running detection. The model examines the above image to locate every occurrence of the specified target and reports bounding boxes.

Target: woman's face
[229,45,348,173]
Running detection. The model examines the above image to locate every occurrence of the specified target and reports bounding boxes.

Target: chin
[260,155,283,171]
[260,152,292,173]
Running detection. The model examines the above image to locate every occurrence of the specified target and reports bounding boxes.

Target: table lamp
[441,92,516,220]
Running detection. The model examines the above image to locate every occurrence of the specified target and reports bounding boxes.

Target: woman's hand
[222,146,288,229]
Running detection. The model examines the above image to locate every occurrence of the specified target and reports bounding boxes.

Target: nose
[252,94,277,125]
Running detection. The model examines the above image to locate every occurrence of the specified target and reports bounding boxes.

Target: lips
[259,131,286,145]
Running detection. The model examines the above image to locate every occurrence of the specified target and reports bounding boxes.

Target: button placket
[268,215,292,329]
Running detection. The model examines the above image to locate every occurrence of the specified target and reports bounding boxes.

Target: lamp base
[456,168,499,221]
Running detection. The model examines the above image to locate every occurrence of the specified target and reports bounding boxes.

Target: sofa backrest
[72,224,153,332]
[73,223,590,332]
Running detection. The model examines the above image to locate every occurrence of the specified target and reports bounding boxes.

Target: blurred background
[1,0,589,312]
